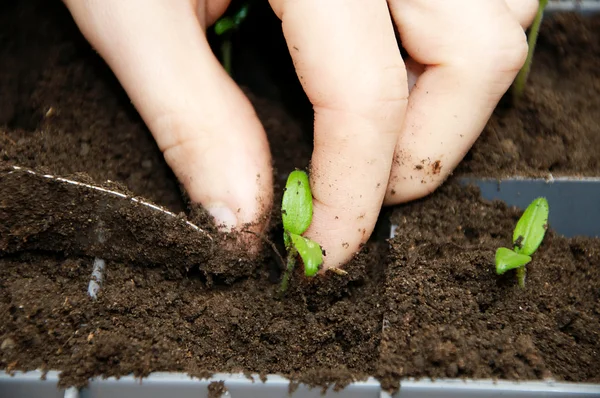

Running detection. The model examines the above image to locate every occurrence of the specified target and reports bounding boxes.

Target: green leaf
[513,197,549,256]
[495,247,532,275]
[214,17,236,35]
[289,233,323,277]
[282,170,313,236]
[214,3,249,36]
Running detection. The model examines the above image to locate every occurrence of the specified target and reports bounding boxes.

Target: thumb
[63,0,273,236]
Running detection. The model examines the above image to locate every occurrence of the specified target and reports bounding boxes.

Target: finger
[404,0,538,93]
[385,0,528,204]
[200,0,231,27]
[270,0,407,270]
[63,0,273,237]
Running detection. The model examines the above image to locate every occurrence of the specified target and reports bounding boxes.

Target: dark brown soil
[456,12,600,178]
[379,184,600,391]
[0,237,386,390]
[1,0,599,394]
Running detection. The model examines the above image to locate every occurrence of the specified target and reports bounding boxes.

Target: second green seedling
[213,3,250,76]
[495,197,549,288]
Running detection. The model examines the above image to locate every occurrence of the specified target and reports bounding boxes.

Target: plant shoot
[495,197,549,288]
[512,0,548,101]
[279,170,323,294]
[213,3,250,76]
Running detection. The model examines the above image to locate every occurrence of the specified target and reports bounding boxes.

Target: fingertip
[164,122,273,236]
[304,198,374,271]
[383,172,444,206]
[505,0,540,29]
[206,203,238,233]
[64,0,274,240]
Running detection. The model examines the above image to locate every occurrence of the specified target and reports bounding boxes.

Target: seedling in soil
[495,197,549,288]
[512,0,548,101]
[213,2,249,76]
[279,170,323,295]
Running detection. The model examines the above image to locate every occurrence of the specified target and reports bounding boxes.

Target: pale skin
[63,0,539,271]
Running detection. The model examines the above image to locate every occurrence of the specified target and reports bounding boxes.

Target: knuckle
[492,34,529,73]
[522,0,540,27]
[151,112,209,156]
[506,0,540,28]
[459,28,529,79]
[320,64,409,122]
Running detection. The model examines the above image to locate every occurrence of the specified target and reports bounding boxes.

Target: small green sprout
[213,3,250,76]
[512,0,548,102]
[279,170,323,294]
[495,197,549,288]
[214,3,249,36]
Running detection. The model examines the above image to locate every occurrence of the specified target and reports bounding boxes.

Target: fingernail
[206,204,237,232]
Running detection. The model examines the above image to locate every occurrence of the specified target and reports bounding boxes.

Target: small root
[328,268,348,276]
[1,131,16,145]
[241,229,285,270]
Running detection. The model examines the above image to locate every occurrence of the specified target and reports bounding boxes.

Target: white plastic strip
[87,258,106,299]
[7,165,212,240]
[2,371,600,398]
[64,386,79,398]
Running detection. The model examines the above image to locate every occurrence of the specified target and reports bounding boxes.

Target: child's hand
[63,0,538,270]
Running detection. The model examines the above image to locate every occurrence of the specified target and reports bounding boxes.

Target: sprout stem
[221,40,233,76]
[512,0,548,102]
[517,266,526,289]
[278,247,297,297]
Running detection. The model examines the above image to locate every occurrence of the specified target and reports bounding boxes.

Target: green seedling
[512,0,548,101]
[213,3,250,76]
[495,197,549,288]
[279,170,323,295]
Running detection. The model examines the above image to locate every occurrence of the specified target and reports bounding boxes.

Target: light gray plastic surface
[1,371,600,398]
[458,177,600,238]
[546,0,600,12]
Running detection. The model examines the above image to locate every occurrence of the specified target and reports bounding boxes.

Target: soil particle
[431,160,442,175]
[0,339,15,351]
[207,381,228,398]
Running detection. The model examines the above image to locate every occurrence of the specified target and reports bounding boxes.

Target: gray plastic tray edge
[1,371,600,398]
[453,177,600,238]
[546,0,600,12]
